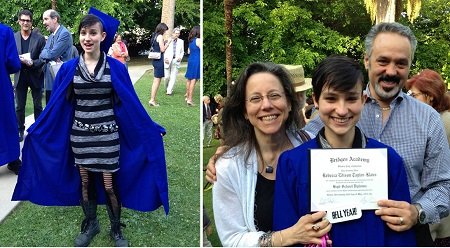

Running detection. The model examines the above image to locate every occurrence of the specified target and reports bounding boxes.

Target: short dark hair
[222,62,301,161]
[155,23,168,35]
[312,55,364,102]
[78,14,104,34]
[18,9,33,21]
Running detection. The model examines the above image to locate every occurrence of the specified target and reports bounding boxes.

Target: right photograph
[202,0,450,247]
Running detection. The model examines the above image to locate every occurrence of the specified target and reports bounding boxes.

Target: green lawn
[0,62,201,246]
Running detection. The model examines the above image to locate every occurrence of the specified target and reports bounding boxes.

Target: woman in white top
[213,62,331,246]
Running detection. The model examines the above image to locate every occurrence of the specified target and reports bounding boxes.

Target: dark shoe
[110,223,128,247]
[75,201,100,247]
[7,159,22,175]
[19,131,24,142]
[107,205,129,247]
[75,218,100,247]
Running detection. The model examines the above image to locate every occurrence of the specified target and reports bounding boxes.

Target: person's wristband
[259,232,273,247]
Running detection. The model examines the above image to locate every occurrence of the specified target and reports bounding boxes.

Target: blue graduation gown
[273,138,416,246]
[12,57,169,214]
[0,24,21,165]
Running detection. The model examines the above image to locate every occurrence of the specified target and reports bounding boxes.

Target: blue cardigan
[12,57,169,214]
[273,138,416,246]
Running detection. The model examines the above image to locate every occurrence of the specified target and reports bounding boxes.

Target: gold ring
[399,217,404,225]
[312,224,320,231]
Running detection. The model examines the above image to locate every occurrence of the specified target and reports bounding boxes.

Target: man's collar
[53,24,61,35]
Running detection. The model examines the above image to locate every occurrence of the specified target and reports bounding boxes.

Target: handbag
[148,51,161,60]
[49,61,64,79]
[148,33,161,60]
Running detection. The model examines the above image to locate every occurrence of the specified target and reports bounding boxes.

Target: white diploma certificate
[310,148,388,211]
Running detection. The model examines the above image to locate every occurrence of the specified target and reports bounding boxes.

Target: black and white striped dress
[70,52,120,172]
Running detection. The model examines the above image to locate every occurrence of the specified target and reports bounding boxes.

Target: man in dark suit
[0,23,21,173]
[40,9,73,103]
[14,9,46,142]
[7,10,46,175]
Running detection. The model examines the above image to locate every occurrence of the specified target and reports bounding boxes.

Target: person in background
[405,69,450,246]
[149,23,171,107]
[13,10,46,142]
[213,94,225,144]
[7,9,46,175]
[212,62,324,247]
[203,96,213,148]
[39,9,73,104]
[280,65,312,128]
[13,11,169,247]
[184,25,201,106]
[406,69,450,144]
[111,33,129,67]
[274,55,416,246]
[0,23,21,173]
[164,27,184,96]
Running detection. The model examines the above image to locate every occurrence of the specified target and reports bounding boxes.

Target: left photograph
[0,1,200,246]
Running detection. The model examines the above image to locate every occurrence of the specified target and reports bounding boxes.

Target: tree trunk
[375,0,396,23]
[161,0,176,33]
[51,0,57,10]
[224,0,234,97]
[369,0,421,23]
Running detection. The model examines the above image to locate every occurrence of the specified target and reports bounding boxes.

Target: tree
[161,0,176,31]
[224,0,234,96]
[203,0,363,96]
[364,0,421,23]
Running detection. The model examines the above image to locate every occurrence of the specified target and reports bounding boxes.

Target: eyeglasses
[407,90,426,98]
[246,92,284,104]
[19,19,31,23]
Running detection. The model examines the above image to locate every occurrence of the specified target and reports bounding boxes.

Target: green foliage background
[204,0,450,97]
[0,0,200,55]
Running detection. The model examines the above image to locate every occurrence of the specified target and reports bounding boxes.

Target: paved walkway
[0,63,151,223]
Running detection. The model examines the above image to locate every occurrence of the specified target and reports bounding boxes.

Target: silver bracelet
[258,232,273,247]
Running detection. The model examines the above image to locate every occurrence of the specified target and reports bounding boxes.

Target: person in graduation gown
[12,10,168,247]
[0,23,21,167]
[273,56,416,246]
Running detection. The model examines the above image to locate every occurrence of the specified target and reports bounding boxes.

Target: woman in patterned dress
[13,12,169,247]
[71,14,128,247]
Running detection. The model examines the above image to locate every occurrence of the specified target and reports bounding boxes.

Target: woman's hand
[281,211,332,246]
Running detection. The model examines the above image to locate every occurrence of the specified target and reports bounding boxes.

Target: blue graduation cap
[88,7,120,53]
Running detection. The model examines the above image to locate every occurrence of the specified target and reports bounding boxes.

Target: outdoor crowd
[0,7,187,247]
[1,5,450,248]
[148,23,201,107]
[203,22,450,247]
